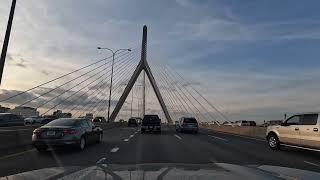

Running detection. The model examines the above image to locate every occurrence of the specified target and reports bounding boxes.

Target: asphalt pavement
[0,126,320,177]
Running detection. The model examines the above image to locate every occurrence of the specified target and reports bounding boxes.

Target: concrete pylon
[109,25,172,123]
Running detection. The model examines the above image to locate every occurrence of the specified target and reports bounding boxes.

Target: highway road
[0,126,320,177]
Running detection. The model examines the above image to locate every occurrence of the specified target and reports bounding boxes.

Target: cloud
[169,18,320,42]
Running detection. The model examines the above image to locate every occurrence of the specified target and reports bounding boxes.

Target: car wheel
[97,133,103,143]
[35,146,47,152]
[268,134,280,150]
[78,137,86,150]
[194,131,198,134]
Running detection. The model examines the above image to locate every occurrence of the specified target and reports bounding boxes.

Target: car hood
[1,163,320,180]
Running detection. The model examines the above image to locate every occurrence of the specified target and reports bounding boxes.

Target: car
[234,120,250,126]
[222,121,233,126]
[128,118,138,127]
[24,116,41,125]
[93,116,106,123]
[32,118,103,152]
[266,112,320,151]
[176,117,198,134]
[249,121,256,126]
[141,114,161,133]
[39,116,56,125]
[0,113,24,127]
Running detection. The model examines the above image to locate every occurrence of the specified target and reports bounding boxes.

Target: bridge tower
[109,25,172,123]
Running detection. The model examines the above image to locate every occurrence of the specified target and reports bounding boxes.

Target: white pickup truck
[266,112,320,151]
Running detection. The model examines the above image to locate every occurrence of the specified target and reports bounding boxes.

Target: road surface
[0,126,320,177]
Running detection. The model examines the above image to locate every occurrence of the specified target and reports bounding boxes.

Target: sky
[1,0,320,122]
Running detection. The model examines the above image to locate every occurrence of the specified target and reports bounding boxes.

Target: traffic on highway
[1,0,320,179]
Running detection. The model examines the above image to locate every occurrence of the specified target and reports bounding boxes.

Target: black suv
[128,118,138,127]
[141,114,161,133]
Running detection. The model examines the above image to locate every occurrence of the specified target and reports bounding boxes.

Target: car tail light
[33,128,41,135]
[63,129,79,134]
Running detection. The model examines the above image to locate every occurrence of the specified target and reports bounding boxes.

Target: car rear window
[301,114,318,125]
[143,115,160,121]
[44,118,78,126]
[184,118,197,123]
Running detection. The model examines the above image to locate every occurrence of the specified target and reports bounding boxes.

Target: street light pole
[97,47,131,122]
[0,0,17,85]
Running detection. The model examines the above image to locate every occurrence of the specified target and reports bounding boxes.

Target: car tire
[78,136,86,150]
[141,129,145,134]
[194,131,198,134]
[267,133,280,150]
[35,146,47,152]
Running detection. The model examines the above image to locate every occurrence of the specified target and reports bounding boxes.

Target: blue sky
[1,0,320,122]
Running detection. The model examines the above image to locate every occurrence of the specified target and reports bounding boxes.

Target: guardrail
[200,124,267,139]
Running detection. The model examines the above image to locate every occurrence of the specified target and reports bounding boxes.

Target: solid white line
[206,130,266,142]
[174,134,182,140]
[208,135,228,142]
[281,144,320,152]
[110,147,119,153]
[304,161,320,168]
[124,139,129,142]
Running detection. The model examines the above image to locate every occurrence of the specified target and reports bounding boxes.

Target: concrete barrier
[201,124,267,139]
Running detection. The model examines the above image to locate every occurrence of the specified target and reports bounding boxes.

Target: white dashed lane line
[304,161,320,168]
[123,139,129,142]
[174,134,182,140]
[207,135,228,142]
[110,147,119,153]
[130,135,134,138]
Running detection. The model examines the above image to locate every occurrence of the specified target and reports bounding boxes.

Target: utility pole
[0,0,17,85]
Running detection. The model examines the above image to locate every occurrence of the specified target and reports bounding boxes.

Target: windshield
[184,118,197,123]
[1,0,320,178]
[44,118,78,126]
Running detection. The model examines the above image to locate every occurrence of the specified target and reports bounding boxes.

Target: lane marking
[208,135,228,142]
[205,129,266,142]
[124,139,129,142]
[0,149,36,160]
[96,157,106,164]
[280,144,320,152]
[130,135,134,138]
[110,147,119,153]
[304,161,320,168]
[174,134,182,140]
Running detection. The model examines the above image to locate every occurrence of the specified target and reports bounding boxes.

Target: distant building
[53,110,72,118]
[9,106,39,118]
[0,105,10,113]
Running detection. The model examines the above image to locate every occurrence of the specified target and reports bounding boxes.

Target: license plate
[47,131,56,136]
